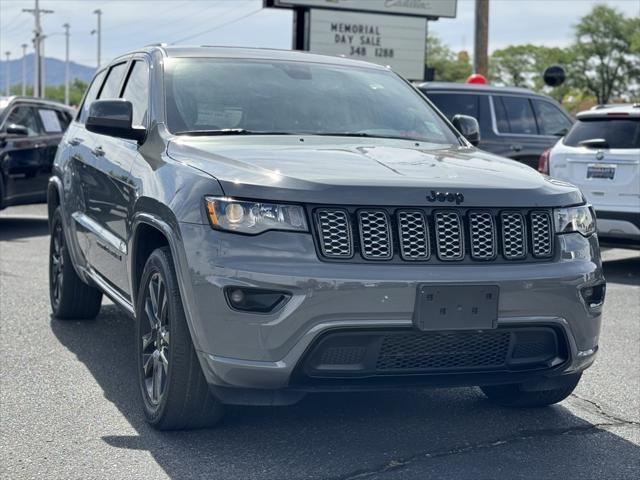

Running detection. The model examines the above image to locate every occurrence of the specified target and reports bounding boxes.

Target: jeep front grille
[316,209,353,258]
[358,210,393,260]
[397,211,430,260]
[313,207,554,263]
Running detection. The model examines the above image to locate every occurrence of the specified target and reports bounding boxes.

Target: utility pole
[63,23,70,105]
[474,0,489,77]
[4,51,10,96]
[41,36,46,96]
[91,9,102,68]
[23,0,54,98]
[21,44,28,95]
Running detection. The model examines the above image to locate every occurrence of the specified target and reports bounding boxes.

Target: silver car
[48,46,605,429]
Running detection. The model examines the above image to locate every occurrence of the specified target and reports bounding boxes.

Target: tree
[490,44,537,87]
[490,44,574,101]
[426,35,472,82]
[10,78,88,106]
[571,5,640,104]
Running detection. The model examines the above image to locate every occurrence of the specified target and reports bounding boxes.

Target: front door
[0,104,49,204]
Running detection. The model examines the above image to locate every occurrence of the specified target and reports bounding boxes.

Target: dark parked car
[417,82,574,169]
[0,96,74,209]
[49,46,603,430]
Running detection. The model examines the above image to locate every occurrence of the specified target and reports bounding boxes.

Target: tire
[49,207,103,319]
[135,246,224,430]
[481,373,582,407]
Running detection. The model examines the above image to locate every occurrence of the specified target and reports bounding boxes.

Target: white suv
[543,104,640,248]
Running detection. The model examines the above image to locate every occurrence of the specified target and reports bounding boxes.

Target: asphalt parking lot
[1,204,638,480]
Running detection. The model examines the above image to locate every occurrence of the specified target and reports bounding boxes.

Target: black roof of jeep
[416,82,551,98]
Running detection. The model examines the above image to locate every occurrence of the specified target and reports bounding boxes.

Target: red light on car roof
[606,112,629,116]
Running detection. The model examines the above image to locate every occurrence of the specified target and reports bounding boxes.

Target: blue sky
[1,0,638,67]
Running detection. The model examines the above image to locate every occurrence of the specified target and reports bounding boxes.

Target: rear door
[490,95,546,167]
[551,117,640,210]
[33,106,72,194]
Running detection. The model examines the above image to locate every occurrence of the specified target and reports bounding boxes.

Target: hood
[167,136,582,207]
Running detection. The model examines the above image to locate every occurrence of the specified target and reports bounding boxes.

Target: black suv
[418,82,574,169]
[0,96,74,209]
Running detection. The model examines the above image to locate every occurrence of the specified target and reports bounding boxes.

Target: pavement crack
[570,393,640,426]
[333,421,634,480]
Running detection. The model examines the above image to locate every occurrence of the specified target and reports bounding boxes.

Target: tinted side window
[55,110,72,130]
[532,100,572,136]
[99,63,128,100]
[79,70,107,123]
[495,96,538,135]
[122,61,149,126]
[564,119,640,149]
[3,106,42,136]
[427,93,479,121]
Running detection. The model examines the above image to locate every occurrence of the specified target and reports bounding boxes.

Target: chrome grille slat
[469,212,496,259]
[358,210,393,260]
[531,211,553,258]
[435,212,464,261]
[313,208,553,262]
[397,210,430,260]
[501,212,527,259]
[315,209,352,258]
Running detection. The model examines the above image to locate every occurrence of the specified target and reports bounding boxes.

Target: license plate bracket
[587,164,616,180]
[413,285,499,331]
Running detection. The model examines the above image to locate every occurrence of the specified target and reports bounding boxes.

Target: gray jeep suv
[48,46,605,430]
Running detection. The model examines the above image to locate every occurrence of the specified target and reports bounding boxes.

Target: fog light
[229,289,245,305]
[581,282,606,310]
[224,287,289,313]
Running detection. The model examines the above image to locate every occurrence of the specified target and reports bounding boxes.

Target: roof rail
[145,42,167,47]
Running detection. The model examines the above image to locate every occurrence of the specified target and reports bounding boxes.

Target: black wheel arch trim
[47,176,91,285]
[130,211,206,354]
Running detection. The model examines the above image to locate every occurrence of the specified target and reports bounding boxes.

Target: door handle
[69,137,84,146]
[92,146,105,157]
[510,144,523,152]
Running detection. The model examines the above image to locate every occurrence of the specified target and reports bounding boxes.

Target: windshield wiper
[315,132,427,142]
[174,128,296,136]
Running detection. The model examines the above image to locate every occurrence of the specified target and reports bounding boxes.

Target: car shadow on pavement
[0,217,49,242]
[50,304,640,480]
[602,254,640,286]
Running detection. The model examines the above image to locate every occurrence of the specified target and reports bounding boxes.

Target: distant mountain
[0,54,95,87]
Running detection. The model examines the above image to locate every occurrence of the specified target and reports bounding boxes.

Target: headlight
[205,197,308,234]
[554,205,596,236]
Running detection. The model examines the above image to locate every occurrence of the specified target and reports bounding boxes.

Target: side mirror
[452,114,481,146]
[5,124,29,136]
[86,99,146,143]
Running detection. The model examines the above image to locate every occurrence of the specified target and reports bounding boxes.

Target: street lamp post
[21,44,27,96]
[63,23,70,105]
[91,9,102,68]
[4,51,10,96]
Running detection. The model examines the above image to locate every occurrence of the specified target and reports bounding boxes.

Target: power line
[1,10,25,30]
[170,7,263,44]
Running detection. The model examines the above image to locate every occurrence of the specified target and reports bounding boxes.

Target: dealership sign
[309,9,426,79]
[268,0,457,18]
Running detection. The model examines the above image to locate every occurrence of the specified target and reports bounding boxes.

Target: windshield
[164,58,459,144]
[564,117,640,149]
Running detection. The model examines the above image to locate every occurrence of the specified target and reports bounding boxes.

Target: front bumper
[175,223,604,395]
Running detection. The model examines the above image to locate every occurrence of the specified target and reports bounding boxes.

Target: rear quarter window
[564,118,640,149]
